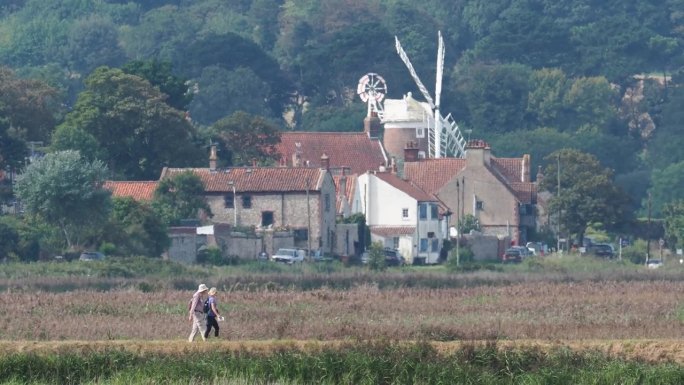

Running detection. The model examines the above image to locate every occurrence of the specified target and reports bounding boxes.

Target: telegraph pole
[456,179,460,267]
[557,153,561,254]
[646,192,652,262]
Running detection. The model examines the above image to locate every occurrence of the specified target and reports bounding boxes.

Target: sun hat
[208,287,217,295]
[197,284,209,292]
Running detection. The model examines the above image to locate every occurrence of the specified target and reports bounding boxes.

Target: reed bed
[1,280,682,342]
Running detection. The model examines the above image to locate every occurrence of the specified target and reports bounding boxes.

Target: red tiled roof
[104,181,157,201]
[491,158,523,182]
[403,158,465,195]
[333,173,356,213]
[370,226,415,237]
[403,157,536,204]
[373,172,436,202]
[160,167,325,192]
[277,132,387,175]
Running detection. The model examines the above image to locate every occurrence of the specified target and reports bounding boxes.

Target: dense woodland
[1,0,684,257]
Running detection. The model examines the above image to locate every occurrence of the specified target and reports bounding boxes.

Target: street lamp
[228,181,237,226]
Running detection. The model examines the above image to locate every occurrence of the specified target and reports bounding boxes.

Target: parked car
[501,248,523,263]
[79,251,105,261]
[257,251,269,261]
[587,243,614,258]
[272,248,304,264]
[646,259,663,269]
[361,248,405,266]
[511,245,533,258]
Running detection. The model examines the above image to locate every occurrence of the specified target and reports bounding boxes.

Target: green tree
[103,196,169,257]
[188,66,274,126]
[527,68,568,128]
[53,66,203,180]
[647,85,684,170]
[0,67,61,144]
[539,149,631,245]
[14,150,111,250]
[454,62,532,133]
[208,111,281,167]
[662,200,684,250]
[62,15,126,75]
[0,218,19,259]
[563,76,619,134]
[152,171,211,226]
[648,161,684,217]
[121,59,192,110]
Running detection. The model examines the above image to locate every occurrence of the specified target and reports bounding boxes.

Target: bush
[446,245,475,271]
[366,242,386,271]
[197,246,228,266]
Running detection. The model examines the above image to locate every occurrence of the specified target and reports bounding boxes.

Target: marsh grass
[0,341,681,385]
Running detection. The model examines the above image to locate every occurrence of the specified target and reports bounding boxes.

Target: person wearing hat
[204,287,223,339]
[188,283,208,342]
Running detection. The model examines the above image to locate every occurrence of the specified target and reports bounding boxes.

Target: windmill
[357,72,387,120]
[395,31,467,158]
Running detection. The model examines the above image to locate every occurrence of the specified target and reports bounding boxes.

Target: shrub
[366,242,385,271]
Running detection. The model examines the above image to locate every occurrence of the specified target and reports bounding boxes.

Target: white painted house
[355,171,444,264]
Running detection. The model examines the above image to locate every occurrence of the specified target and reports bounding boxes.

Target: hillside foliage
[1,0,684,253]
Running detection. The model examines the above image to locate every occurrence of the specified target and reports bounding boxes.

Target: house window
[419,204,427,220]
[430,204,438,219]
[393,237,399,249]
[261,211,274,227]
[476,200,484,210]
[420,238,428,252]
[224,193,234,208]
[242,195,252,209]
[402,208,409,219]
[418,151,426,159]
[324,193,330,212]
[294,229,308,242]
[416,127,425,138]
[431,239,439,252]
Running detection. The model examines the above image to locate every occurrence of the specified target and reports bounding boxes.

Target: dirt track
[1,339,682,365]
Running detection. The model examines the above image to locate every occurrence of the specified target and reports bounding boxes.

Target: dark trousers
[204,316,219,338]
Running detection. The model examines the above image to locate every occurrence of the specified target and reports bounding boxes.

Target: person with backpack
[188,283,208,342]
[204,287,223,339]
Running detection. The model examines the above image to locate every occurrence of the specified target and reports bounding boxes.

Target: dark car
[501,248,523,263]
[361,248,405,266]
[587,244,614,258]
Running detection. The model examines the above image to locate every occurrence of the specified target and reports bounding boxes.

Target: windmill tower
[395,31,467,158]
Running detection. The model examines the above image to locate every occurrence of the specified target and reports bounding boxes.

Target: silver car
[272,248,304,264]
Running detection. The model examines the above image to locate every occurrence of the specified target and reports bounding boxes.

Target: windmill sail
[395,31,467,159]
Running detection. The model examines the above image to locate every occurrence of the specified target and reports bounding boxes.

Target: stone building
[160,163,337,254]
[403,140,536,245]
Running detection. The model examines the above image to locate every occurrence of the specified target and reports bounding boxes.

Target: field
[0,256,682,383]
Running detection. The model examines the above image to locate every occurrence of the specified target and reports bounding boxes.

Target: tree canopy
[52,66,204,180]
[14,150,111,250]
[539,149,632,245]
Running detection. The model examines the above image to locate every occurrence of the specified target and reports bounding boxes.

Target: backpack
[203,298,211,314]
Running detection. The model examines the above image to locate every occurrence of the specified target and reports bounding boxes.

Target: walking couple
[188,283,223,342]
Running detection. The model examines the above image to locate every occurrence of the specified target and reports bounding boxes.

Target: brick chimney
[339,168,347,199]
[465,140,491,168]
[292,142,302,167]
[404,141,419,162]
[209,143,218,171]
[521,154,530,182]
[320,153,330,169]
[536,165,544,184]
[364,112,382,139]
